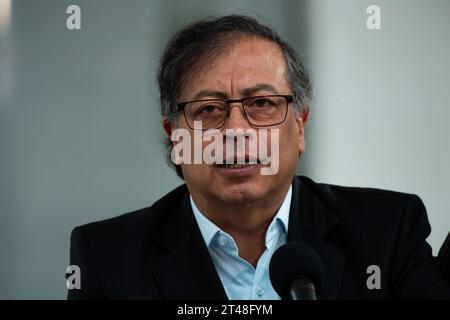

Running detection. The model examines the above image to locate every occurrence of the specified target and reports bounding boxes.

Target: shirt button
[270,226,276,233]
[256,286,264,296]
[217,235,227,246]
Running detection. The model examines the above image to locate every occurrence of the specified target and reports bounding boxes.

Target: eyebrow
[191,90,228,100]
[240,84,279,97]
[190,83,280,101]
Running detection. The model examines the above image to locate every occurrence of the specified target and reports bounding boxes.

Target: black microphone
[269,242,325,300]
[439,231,450,284]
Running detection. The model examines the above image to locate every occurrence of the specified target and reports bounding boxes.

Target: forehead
[179,37,290,100]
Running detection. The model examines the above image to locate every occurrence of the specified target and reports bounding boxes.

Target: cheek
[181,164,211,185]
[280,120,301,155]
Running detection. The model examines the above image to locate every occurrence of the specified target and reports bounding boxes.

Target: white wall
[298,0,450,254]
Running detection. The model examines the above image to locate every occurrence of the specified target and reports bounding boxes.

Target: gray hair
[157,14,312,179]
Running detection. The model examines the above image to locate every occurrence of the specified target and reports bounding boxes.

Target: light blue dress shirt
[190,185,292,300]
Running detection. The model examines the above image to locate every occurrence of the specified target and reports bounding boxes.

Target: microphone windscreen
[269,242,325,299]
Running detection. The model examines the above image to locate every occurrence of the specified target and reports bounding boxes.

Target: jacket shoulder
[297,175,426,224]
[71,183,188,243]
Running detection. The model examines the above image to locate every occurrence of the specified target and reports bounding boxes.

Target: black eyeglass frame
[176,95,294,130]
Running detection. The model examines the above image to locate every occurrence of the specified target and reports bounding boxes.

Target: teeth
[221,164,253,168]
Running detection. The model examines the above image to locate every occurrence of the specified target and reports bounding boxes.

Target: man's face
[164,37,308,205]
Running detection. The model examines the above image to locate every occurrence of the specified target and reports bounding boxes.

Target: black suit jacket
[439,231,450,282]
[67,176,450,299]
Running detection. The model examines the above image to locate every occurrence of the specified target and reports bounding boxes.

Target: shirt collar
[274,184,292,234]
[190,196,221,247]
[190,185,292,248]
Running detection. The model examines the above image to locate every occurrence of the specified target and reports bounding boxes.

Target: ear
[162,117,174,139]
[295,107,310,155]
[296,107,310,126]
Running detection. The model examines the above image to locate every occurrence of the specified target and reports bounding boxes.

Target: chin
[216,181,269,204]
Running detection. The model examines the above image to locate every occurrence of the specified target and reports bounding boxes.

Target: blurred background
[1,0,449,299]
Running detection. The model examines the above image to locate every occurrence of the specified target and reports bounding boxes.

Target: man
[67,15,450,299]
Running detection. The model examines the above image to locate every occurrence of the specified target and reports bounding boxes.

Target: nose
[224,103,251,130]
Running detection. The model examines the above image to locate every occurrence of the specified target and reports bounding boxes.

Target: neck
[189,182,291,267]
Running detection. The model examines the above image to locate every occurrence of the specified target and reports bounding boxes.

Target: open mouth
[214,159,261,169]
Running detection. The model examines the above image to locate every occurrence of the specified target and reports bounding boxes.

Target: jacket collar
[151,191,228,299]
[288,176,346,299]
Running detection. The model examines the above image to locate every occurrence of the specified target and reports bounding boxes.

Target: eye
[200,105,219,113]
[252,98,275,108]
[195,103,226,116]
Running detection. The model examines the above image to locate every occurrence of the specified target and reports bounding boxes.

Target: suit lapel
[151,191,227,300]
[288,176,346,299]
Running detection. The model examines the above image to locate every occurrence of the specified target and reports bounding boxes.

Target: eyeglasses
[177,95,293,130]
